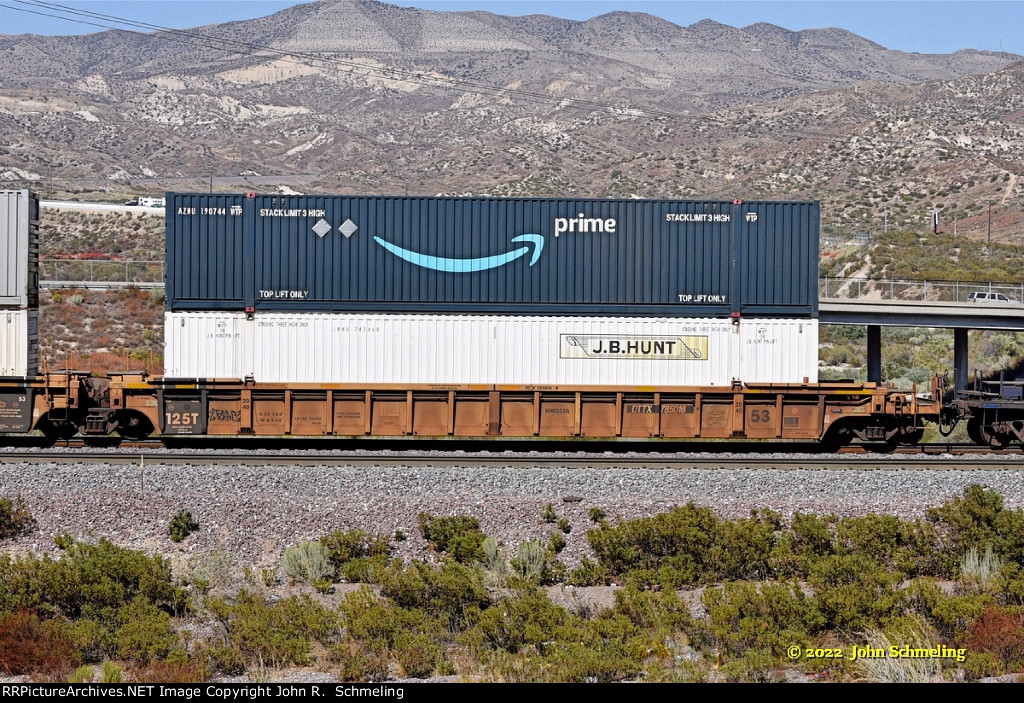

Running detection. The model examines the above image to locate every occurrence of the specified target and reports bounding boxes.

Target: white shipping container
[0,309,39,377]
[0,190,39,308]
[163,312,252,379]
[165,312,818,386]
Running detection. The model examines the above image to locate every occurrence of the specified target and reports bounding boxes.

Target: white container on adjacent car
[0,309,39,377]
[164,312,817,386]
[0,190,40,309]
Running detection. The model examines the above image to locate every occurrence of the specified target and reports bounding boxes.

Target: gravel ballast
[2,458,1023,570]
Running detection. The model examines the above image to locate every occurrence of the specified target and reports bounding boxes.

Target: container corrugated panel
[0,190,39,309]
[0,309,39,377]
[164,312,817,386]
[165,195,248,310]
[167,195,818,317]
[737,319,818,384]
[163,312,252,379]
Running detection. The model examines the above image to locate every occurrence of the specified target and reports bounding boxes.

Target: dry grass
[39,288,164,375]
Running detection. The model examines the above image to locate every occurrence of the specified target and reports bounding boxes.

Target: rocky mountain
[1,0,1022,240]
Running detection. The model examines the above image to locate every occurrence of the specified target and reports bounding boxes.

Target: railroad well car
[0,192,943,446]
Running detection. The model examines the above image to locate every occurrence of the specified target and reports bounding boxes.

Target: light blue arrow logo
[372,233,545,273]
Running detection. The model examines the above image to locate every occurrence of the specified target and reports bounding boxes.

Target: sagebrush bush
[281,542,333,585]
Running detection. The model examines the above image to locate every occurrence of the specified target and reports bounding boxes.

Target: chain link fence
[820,277,1024,303]
[39,260,165,286]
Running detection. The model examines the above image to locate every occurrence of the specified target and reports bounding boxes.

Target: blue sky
[1,1,1021,55]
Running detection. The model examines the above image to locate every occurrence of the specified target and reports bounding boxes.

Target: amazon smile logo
[372,234,545,273]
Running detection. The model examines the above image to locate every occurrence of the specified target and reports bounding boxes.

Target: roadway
[41,200,164,215]
[820,299,1024,330]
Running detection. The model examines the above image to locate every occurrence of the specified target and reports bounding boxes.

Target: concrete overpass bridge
[819,298,1024,390]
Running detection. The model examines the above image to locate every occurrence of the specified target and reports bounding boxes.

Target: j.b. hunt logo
[561,335,707,361]
[371,213,617,273]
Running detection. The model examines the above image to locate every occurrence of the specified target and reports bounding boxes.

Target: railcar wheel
[898,428,924,446]
[966,418,985,446]
[37,417,77,440]
[977,423,1008,450]
[115,412,155,440]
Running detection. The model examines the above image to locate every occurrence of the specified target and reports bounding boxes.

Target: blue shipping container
[167,194,818,317]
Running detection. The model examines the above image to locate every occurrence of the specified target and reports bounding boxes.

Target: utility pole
[988,201,993,245]
[883,209,889,235]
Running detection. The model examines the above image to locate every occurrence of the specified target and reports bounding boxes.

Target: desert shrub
[378,560,489,632]
[69,665,94,683]
[281,541,333,585]
[471,590,651,682]
[588,507,607,523]
[707,511,779,582]
[557,518,571,534]
[207,590,338,669]
[772,512,835,576]
[541,503,557,523]
[0,538,186,620]
[610,584,693,634]
[808,555,906,631]
[834,514,938,577]
[960,545,1001,592]
[586,503,720,586]
[417,513,487,564]
[168,510,199,543]
[587,504,780,587]
[0,610,80,679]
[186,549,234,596]
[470,588,578,656]
[548,531,566,554]
[67,294,84,306]
[112,597,178,663]
[905,577,991,641]
[320,529,392,583]
[479,536,508,586]
[701,581,823,658]
[527,639,643,683]
[719,648,784,683]
[0,496,34,539]
[203,644,245,676]
[510,540,547,583]
[338,588,448,680]
[963,651,1003,680]
[965,605,1024,673]
[567,557,605,587]
[926,484,1024,575]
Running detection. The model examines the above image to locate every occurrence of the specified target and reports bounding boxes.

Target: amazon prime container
[0,190,39,309]
[166,194,819,318]
[164,312,818,386]
[0,310,39,377]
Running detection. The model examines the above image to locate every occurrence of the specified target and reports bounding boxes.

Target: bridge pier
[954,328,968,391]
[867,325,881,384]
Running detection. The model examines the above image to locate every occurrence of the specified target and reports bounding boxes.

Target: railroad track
[1,440,1021,469]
